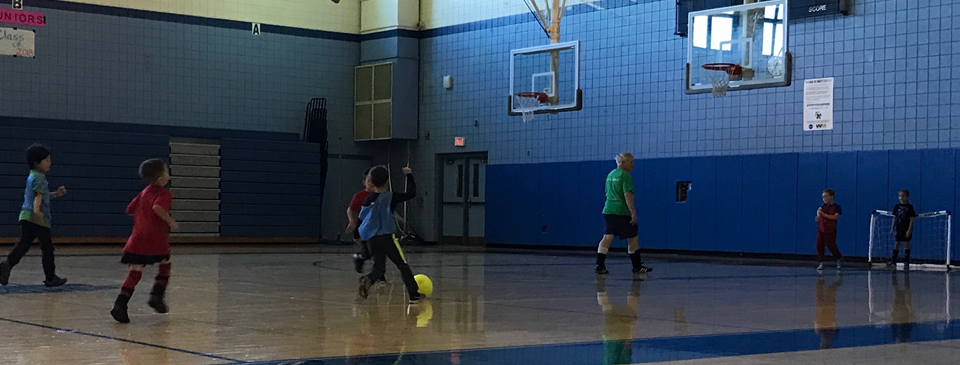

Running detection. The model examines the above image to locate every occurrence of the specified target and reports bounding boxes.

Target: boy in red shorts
[815,189,843,271]
[111,159,179,323]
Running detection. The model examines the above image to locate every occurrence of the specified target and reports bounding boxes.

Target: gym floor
[0,245,957,365]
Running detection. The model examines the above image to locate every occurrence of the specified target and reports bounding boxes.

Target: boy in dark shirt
[888,189,917,269]
[357,165,422,304]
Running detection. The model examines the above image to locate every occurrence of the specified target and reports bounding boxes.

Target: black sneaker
[595,266,609,275]
[148,295,169,314]
[904,261,911,271]
[0,261,10,286]
[358,276,372,299]
[633,266,653,274]
[111,302,130,323]
[44,276,67,287]
[408,293,423,304]
[353,254,365,273]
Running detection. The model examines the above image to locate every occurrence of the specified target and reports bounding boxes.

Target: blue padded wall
[768,154,798,254]
[741,155,770,254]
[826,152,859,256]
[856,151,889,258]
[666,158,691,251]
[689,157,717,253]
[715,156,743,254]
[486,148,960,261]
[796,153,828,256]
[220,139,323,238]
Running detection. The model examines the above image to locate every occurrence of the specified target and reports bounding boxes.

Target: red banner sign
[0,9,45,27]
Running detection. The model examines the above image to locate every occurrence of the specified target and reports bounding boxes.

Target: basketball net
[514,94,543,122]
[705,70,730,98]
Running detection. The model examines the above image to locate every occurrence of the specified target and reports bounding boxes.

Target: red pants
[817,231,842,261]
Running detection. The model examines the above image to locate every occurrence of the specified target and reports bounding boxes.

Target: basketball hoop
[514,92,548,122]
[702,63,743,98]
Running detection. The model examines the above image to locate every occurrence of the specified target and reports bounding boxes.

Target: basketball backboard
[508,41,583,118]
[685,0,792,96]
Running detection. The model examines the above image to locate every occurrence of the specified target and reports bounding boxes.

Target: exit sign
[454,137,465,147]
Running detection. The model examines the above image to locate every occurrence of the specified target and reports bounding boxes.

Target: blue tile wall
[486,149,960,261]
[0,6,359,139]
[409,0,960,243]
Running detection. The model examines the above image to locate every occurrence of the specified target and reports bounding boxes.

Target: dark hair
[362,167,372,178]
[368,165,389,188]
[25,143,50,169]
[823,189,835,197]
[139,159,167,183]
[899,189,910,197]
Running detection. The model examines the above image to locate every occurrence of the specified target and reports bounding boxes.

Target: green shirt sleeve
[32,178,44,194]
[622,173,634,194]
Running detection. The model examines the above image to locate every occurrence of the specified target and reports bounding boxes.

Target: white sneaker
[836,259,842,269]
[817,262,824,271]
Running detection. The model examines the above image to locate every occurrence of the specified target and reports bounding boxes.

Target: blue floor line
[218,318,960,365]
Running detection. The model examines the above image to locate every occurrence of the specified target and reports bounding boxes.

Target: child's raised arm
[393,166,417,204]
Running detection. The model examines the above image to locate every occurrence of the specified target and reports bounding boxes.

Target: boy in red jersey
[111,159,179,323]
[815,189,843,271]
[348,168,374,273]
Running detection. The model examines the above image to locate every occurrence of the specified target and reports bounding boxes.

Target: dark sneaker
[0,261,10,286]
[111,302,130,323]
[353,254,365,273]
[148,295,169,314]
[358,276,372,299]
[43,276,67,287]
[408,293,423,304]
[595,266,609,275]
[633,265,653,274]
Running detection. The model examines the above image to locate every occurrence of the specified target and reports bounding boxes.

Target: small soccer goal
[868,210,953,271]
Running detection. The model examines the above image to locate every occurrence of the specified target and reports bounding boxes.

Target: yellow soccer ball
[414,274,433,297]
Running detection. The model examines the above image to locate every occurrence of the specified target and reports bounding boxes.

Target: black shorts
[604,214,638,239]
[895,228,912,242]
[121,252,170,265]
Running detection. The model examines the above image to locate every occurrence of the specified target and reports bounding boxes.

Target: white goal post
[868,210,952,271]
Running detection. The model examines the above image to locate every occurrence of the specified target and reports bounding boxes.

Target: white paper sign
[0,27,34,57]
[803,78,834,131]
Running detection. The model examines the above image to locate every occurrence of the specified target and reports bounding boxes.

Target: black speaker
[305,118,327,144]
[303,98,327,144]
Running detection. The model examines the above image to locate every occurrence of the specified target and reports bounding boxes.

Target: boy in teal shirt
[0,144,68,287]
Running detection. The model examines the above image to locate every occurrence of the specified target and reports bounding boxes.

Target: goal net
[868,271,951,332]
[868,210,953,271]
